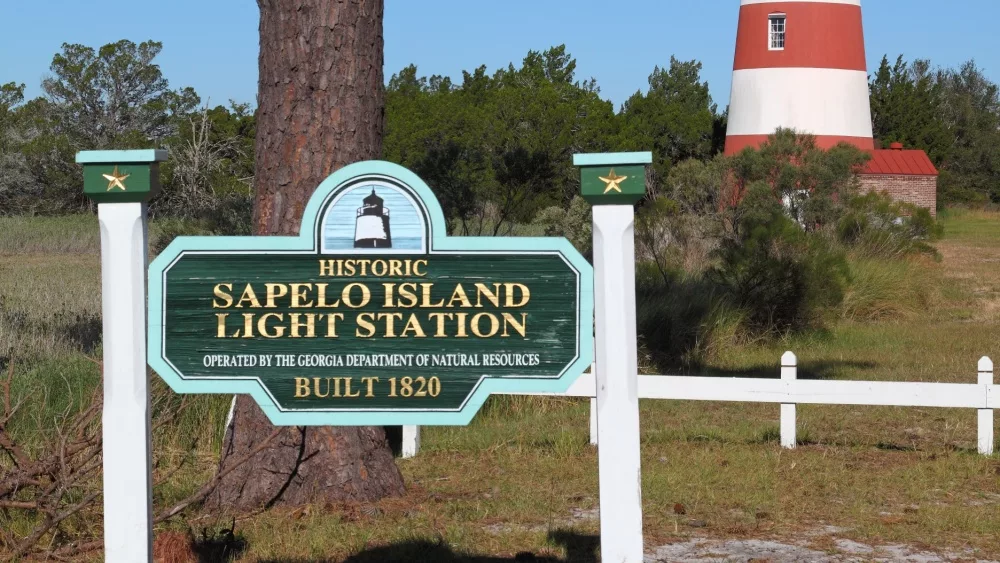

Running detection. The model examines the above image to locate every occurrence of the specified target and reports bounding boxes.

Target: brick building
[859,143,938,215]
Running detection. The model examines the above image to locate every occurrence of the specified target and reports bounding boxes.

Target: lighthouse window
[769,15,786,50]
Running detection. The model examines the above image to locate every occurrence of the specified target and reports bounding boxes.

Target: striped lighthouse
[724,0,874,155]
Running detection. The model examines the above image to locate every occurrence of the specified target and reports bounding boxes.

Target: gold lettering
[389,260,403,277]
[413,259,428,277]
[236,284,262,308]
[343,377,361,398]
[290,283,314,308]
[315,283,340,307]
[501,312,528,337]
[313,377,330,398]
[342,282,371,308]
[356,313,376,337]
[474,283,501,308]
[241,313,254,338]
[361,376,379,397]
[215,313,228,337]
[213,283,234,308]
[401,314,426,337]
[264,283,288,308]
[318,259,335,277]
[324,313,345,337]
[382,283,396,307]
[420,283,444,307]
[378,312,404,337]
[454,312,468,337]
[447,284,473,308]
[471,312,499,337]
[427,312,450,337]
[257,313,285,338]
[504,283,531,307]
[371,260,387,277]
[294,377,310,398]
[289,313,315,338]
[397,283,419,308]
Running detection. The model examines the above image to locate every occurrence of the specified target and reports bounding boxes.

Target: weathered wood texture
[208,0,404,511]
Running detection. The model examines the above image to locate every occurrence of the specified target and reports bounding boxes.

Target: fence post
[589,397,598,445]
[576,151,650,562]
[780,351,797,449]
[979,357,994,456]
[402,425,420,458]
[78,150,167,563]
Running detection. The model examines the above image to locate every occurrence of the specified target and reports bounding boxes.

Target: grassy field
[1,210,999,561]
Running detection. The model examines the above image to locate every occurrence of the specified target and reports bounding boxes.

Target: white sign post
[576,152,651,562]
[78,150,165,563]
[99,202,153,561]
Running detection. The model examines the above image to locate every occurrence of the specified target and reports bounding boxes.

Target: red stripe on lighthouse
[734,2,866,71]
[725,134,874,155]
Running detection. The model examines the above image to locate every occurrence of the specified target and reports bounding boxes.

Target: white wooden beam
[780,351,797,449]
[402,425,420,459]
[592,204,644,561]
[979,357,994,455]
[98,202,152,562]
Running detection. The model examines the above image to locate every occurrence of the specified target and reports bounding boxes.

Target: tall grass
[0,213,205,256]
[0,214,230,456]
[839,256,939,322]
[0,215,101,255]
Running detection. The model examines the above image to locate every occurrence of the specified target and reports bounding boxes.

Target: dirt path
[647,529,997,562]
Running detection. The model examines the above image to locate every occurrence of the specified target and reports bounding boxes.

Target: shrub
[529,195,591,256]
[150,218,213,256]
[710,184,849,334]
[837,192,943,259]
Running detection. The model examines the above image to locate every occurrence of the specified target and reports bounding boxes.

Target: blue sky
[2,1,997,111]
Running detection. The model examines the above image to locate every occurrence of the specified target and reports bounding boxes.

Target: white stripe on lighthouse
[726,67,873,138]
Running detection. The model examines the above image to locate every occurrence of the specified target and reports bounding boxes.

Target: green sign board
[76,149,167,203]
[574,152,652,205]
[149,161,593,425]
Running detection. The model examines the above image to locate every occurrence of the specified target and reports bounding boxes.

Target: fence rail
[402,353,996,457]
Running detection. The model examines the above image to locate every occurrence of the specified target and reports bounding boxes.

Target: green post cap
[574,151,652,205]
[77,149,168,204]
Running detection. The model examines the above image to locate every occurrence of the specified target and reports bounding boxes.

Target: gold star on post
[102,165,130,191]
[598,168,628,194]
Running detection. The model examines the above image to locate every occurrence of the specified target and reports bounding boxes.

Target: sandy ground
[646,528,998,562]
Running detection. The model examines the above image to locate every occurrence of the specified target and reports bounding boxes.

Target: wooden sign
[576,152,651,205]
[148,161,593,425]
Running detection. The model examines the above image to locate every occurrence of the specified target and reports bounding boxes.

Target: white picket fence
[402,352,997,458]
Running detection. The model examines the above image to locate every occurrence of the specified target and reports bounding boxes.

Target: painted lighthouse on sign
[354,189,392,248]
[321,182,425,253]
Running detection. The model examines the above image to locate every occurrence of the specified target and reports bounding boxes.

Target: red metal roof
[862,148,938,176]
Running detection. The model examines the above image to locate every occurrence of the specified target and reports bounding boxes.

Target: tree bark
[207,0,404,511]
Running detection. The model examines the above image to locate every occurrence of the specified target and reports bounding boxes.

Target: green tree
[153,102,256,231]
[726,129,869,232]
[42,39,198,148]
[618,57,720,188]
[0,82,33,213]
[869,55,951,164]
[384,45,617,233]
[10,40,201,213]
[935,60,1000,204]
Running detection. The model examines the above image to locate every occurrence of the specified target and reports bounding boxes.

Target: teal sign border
[148,160,594,425]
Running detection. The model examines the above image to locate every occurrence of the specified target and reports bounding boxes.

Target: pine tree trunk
[207,0,404,511]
